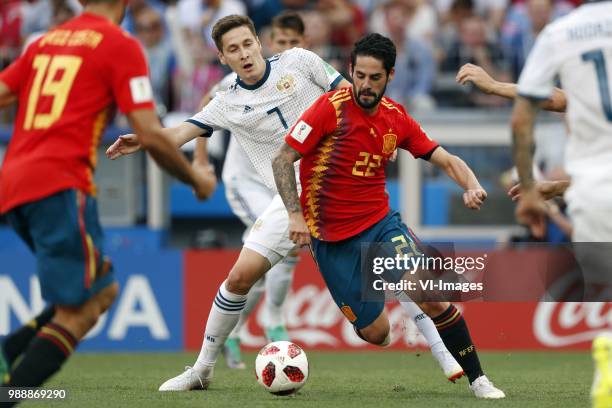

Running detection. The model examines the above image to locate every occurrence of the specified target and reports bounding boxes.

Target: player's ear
[218,51,226,65]
[387,67,395,83]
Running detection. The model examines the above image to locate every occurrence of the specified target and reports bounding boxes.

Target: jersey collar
[236,59,271,90]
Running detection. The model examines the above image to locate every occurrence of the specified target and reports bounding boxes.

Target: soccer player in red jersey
[272,33,505,399]
[0,0,215,394]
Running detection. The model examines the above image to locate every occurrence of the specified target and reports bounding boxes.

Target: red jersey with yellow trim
[285,87,438,241]
[0,12,155,213]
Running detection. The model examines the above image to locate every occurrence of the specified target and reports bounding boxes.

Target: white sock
[194,280,247,373]
[264,256,296,328]
[398,298,446,354]
[228,278,264,338]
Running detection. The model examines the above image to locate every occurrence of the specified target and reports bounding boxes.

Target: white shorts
[243,194,296,266]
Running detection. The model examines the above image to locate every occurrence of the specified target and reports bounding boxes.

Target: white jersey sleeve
[186,96,227,136]
[517,26,560,100]
[286,48,344,92]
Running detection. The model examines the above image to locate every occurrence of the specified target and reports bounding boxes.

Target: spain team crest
[382,132,397,155]
[276,75,295,94]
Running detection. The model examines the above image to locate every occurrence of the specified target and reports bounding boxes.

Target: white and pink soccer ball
[255,341,309,395]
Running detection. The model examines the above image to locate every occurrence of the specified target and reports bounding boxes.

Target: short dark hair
[350,33,396,74]
[211,15,257,51]
[270,11,305,36]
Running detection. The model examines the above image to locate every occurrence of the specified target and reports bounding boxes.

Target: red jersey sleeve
[397,107,439,159]
[0,51,28,93]
[107,34,155,113]
[285,93,337,156]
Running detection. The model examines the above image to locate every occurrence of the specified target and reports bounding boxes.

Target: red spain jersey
[285,87,438,241]
[0,12,155,213]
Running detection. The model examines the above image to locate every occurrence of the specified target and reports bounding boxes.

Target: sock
[432,304,484,383]
[398,300,446,354]
[2,306,56,366]
[7,322,77,387]
[228,279,264,339]
[264,257,295,328]
[194,281,247,373]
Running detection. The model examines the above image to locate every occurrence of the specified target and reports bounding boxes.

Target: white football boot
[432,349,464,383]
[158,365,213,391]
[469,375,506,399]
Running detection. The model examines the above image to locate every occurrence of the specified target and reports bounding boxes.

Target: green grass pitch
[28,351,592,407]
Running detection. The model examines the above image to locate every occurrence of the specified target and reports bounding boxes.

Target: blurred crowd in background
[0,0,583,116]
[0,0,576,243]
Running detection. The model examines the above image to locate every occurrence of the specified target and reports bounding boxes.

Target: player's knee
[361,328,390,346]
[226,269,254,295]
[97,282,119,313]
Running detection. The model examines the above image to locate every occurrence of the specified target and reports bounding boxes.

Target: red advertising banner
[184,249,611,351]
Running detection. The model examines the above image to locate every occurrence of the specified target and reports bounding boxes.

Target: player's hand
[463,187,487,210]
[106,134,142,160]
[508,180,568,201]
[456,64,496,94]
[191,162,217,200]
[288,212,311,247]
[515,189,547,239]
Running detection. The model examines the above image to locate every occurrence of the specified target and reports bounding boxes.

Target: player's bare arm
[126,109,215,199]
[456,63,567,113]
[428,147,487,210]
[106,121,203,160]
[0,81,16,108]
[272,143,310,247]
[511,96,548,237]
[192,94,212,169]
[508,179,570,201]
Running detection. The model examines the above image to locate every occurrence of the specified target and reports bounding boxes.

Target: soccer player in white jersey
[192,11,310,370]
[107,15,463,391]
[508,2,612,405]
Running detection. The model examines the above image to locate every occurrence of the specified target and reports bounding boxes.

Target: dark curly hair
[350,33,396,75]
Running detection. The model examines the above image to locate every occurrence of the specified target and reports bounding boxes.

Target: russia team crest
[276,75,295,94]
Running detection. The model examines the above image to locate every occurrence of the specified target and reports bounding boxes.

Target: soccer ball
[255,341,309,395]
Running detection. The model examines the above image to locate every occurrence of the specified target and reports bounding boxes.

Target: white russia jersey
[188,47,343,191]
[517,2,612,207]
[209,72,257,185]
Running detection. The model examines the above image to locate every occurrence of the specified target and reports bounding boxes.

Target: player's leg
[397,297,463,382]
[2,190,118,392]
[1,210,56,382]
[263,251,297,341]
[222,175,274,368]
[159,196,296,391]
[309,228,391,346]
[415,301,504,398]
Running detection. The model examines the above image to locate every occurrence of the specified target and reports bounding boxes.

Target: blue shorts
[311,211,422,329]
[6,189,115,306]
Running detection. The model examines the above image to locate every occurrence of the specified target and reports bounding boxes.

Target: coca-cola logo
[240,284,431,349]
[534,302,612,347]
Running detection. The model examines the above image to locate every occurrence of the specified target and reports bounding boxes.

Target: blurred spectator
[436,0,508,33]
[122,0,167,35]
[439,15,510,107]
[502,0,573,80]
[177,0,246,47]
[382,0,436,111]
[0,0,22,68]
[302,10,344,72]
[23,0,79,49]
[246,0,284,29]
[134,6,176,115]
[370,0,437,45]
[20,0,80,40]
[316,0,365,49]
[176,35,224,113]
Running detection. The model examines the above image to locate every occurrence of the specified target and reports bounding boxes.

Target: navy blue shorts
[311,211,422,329]
[6,189,115,306]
